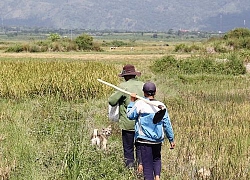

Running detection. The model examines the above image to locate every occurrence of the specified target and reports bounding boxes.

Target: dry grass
[0,43,248,179]
[0,52,163,61]
[0,161,16,180]
[0,135,16,180]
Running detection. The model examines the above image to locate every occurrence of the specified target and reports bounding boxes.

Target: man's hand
[170,142,175,149]
[130,93,137,102]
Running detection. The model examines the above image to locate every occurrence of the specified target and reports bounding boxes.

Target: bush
[207,28,250,51]
[74,33,93,50]
[174,43,202,53]
[224,28,250,39]
[92,42,104,52]
[110,40,127,47]
[4,34,102,52]
[48,33,61,42]
[174,44,186,52]
[151,55,178,73]
[152,54,246,76]
[224,53,246,75]
[214,44,228,53]
[5,44,23,52]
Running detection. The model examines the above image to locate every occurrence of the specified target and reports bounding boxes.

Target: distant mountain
[0,0,250,32]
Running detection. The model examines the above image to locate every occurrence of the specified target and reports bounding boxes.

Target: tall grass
[152,56,250,179]
[0,60,118,101]
[0,55,249,180]
[0,60,131,179]
[0,97,134,179]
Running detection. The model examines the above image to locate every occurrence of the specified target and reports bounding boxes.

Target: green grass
[0,44,249,180]
[152,63,250,179]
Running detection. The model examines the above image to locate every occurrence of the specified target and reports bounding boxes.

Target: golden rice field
[0,49,249,180]
[0,59,119,100]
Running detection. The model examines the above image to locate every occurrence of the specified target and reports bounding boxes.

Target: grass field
[0,39,249,180]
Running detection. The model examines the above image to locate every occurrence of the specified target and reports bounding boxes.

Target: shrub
[174,43,202,53]
[48,33,61,42]
[4,34,102,52]
[224,53,246,75]
[151,55,178,73]
[92,42,104,52]
[111,40,127,47]
[207,28,250,51]
[29,44,41,52]
[224,28,250,39]
[190,44,201,51]
[74,33,93,50]
[5,44,23,52]
[241,37,250,49]
[152,54,246,76]
[214,44,228,53]
[174,44,186,52]
[102,40,128,47]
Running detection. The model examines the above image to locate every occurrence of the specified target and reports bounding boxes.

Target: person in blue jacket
[127,81,175,180]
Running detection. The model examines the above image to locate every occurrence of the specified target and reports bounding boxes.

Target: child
[127,82,175,180]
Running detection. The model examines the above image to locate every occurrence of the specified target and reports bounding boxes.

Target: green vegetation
[207,28,250,52]
[174,43,202,53]
[0,28,249,179]
[152,53,246,75]
[5,33,102,53]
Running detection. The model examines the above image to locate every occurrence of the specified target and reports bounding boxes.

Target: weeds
[0,49,249,179]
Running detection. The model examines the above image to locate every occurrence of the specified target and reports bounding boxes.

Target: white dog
[91,125,112,150]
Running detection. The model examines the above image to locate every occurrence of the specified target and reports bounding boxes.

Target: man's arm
[163,111,175,149]
[108,90,124,106]
[126,93,139,120]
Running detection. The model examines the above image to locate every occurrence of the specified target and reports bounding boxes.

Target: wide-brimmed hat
[118,64,141,77]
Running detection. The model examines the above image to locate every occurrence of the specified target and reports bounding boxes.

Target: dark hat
[118,64,141,77]
[143,82,156,95]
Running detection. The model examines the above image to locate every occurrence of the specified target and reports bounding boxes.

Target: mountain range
[0,0,250,32]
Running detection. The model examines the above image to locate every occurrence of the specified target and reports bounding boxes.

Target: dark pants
[122,130,142,167]
[135,141,142,166]
[138,142,162,180]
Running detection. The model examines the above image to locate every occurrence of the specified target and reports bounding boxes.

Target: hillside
[0,0,250,32]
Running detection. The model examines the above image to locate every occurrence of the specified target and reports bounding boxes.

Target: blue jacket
[127,98,174,143]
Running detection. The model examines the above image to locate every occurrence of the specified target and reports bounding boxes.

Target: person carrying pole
[127,81,175,180]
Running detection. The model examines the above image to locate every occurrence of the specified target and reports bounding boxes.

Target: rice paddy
[0,39,249,179]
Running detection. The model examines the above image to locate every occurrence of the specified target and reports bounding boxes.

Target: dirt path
[0,52,165,61]
[0,52,192,61]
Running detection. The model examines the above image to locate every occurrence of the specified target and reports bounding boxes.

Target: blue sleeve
[126,102,139,120]
[162,110,174,142]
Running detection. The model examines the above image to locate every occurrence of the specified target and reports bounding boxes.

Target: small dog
[91,125,112,150]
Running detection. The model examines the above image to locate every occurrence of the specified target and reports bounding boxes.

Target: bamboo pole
[97,79,163,108]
